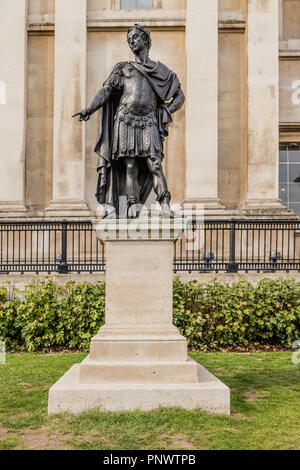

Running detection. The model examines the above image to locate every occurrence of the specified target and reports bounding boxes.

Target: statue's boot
[127,197,143,219]
[159,192,180,219]
[102,204,117,220]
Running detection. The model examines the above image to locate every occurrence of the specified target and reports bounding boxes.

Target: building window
[121,0,152,9]
[279,144,300,214]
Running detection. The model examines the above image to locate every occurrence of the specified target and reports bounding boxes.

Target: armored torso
[107,62,163,160]
[120,62,158,115]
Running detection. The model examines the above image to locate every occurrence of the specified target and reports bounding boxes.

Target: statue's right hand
[72,109,91,122]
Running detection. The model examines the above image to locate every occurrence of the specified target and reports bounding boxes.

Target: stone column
[0,0,28,217]
[278,0,283,42]
[241,0,289,216]
[45,0,90,218]
[184,0,224,215]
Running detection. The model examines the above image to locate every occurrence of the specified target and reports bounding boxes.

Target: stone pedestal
[48,219,230,415]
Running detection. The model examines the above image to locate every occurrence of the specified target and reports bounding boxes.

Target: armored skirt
[112,105,163,160]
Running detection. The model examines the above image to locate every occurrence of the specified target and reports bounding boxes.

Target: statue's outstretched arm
[72,84,113,122]
[167,88,185,115]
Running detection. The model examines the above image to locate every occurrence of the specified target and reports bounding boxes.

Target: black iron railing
[174,219,300,272]
[0,221,105,274]
[0,220,299,274]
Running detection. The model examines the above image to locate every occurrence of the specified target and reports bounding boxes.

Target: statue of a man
[73,24,185,219]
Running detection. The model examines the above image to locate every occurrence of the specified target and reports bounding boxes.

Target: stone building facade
[0,0,299,220]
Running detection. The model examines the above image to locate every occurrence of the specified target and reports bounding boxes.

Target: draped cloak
[94,60,181,217]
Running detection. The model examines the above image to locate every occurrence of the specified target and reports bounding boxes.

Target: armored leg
[147,156,176,218]
[125,158,140,204]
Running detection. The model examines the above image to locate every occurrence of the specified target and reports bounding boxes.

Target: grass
[0,351,299,450]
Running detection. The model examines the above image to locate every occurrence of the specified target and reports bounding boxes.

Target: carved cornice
[27,14,55,33]
[279,40,300,60]
[280,124,300,143]
[218,21,246,33]
[27,10,249,33]
[87,9,185,29]
[218,10,246,33]
[280,124,300,133]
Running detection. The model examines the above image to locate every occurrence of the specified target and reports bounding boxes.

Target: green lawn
[0,351,299,450]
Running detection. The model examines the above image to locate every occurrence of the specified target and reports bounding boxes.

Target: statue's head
[127,24,152,54]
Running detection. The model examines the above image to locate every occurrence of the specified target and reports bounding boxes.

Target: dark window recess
[279,144,300,214]
[121,0,152,9]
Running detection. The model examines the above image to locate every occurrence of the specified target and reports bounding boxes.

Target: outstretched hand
[72,109,91,122]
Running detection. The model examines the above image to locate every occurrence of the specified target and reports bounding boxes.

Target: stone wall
[1,271,299,300]
[279,0,300,132]
[282,0,300,41]
[218,32,246,209]
[0,0,299,219]
[26,35,54,213]
[28,0,54,15]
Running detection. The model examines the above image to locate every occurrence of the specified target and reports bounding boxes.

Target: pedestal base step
[48,361,230,415]
[89,338,188,363]
[79,357,199,384]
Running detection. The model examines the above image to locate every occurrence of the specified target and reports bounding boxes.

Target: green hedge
[0,286,7,303]
[0,280,105,352]
[0,278,299,352]
[173,278,300,351]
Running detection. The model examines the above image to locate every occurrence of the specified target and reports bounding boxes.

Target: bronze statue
[73,24,185,219]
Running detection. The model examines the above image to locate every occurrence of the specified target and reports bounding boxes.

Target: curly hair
[127,24,152,50]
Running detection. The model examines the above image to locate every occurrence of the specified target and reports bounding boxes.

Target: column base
[0,202,28,219]
[181,199,228,218]
[240,199,297,219]
[45,200,91,219]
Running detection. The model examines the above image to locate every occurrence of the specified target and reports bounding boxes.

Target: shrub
[173,277,300,351]
[0,277,299,352]
[0,279,105,352]
[0,286,7,303]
